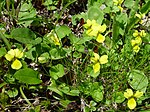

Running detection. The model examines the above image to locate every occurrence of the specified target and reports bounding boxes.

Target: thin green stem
[55,0,76,25]
[0,31,11,50]
[19,86,34,108]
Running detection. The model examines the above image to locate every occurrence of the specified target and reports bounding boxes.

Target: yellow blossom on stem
[90,53,108,73]
[5,49,23,70]
[133,45,140,53]
[84,19,97,29]
[84,19,107,43]
[47,30,61,46]
[135,13,145,24]
[124,89,143,110]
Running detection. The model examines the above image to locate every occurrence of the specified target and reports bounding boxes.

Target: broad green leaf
[91,86,103,102]
[14,68,42,84]
[75,44,85,53]
[18,2,36,27]
[88,6,104,24]
[124,0,135,9]
[6,88,18,98]
[49,48,66,60]
[0,47,6,57]
[11,28,38,45]
[55,25,71,39]
[50,64,65,80]
[113,92,125,103]
[128,70,148,92]
[68,89,80,96]
[38,52,49,63]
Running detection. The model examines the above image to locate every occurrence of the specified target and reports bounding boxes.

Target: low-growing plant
[0,0,150,111]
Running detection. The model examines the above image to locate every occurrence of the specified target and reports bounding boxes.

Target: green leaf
[14,68,42,84]
[55,25,71,39]
[88,6,104,24]
[128,70,148,92]
[50,64,65,80]
[6,88,18,98]
[91,87,103,102]
[11,28,39,45]
[0,47,6,57]
[87,66,99,78]
[124,0,135,9]
[49,48,67,60]
[38,52,49,63]
[47,80,63,96]
[113,92,125,103]
[18,2,36,27]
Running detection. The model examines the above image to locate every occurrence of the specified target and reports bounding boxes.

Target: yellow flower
[84,20,107,43]
[140,30,146,37]
[135,13,145,19]
[84,19,97,29]
[5,49,23,70]
[118,6,123,12]
[96,34,105,43]
[90,53,108,73]
[113,0,124,5]
[133,45,140,53]
[47,30,61,46]
[135,13,145,24]
[124,89,143,110]
[11,59,22,70]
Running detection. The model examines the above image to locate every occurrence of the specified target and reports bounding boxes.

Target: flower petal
[133,45,140,53]
[124,89,133,99]
[99,24,106,33]
[127,98,136,110]
[94,53,100,60]
[133,30,139,37]
[11,59,22,70]
[140,30,146,37]
[14,49,23,58]
[8,49,15,56]
[99,55,108,64]
[134,91,143,98]
[5,54,14,61]
[93,62,100,73]
[96,34,105,43]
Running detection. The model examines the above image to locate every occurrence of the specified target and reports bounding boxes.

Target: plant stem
[19,86,34,108]
[0,31,11,50]
[55,0,77,25]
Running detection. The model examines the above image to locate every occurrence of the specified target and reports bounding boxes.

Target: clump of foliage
[0,0,150,111]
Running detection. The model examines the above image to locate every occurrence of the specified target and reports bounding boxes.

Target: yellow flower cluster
[124,89,143,110]
[84,19,106,43]
[113,0,124,12]
[135,13,145,24]
[5,49,23,70]
[90,53,108,73]
[131,30,146,53]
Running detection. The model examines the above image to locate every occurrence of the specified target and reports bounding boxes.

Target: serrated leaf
[14,68,42,84]
[128,70,148,92]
